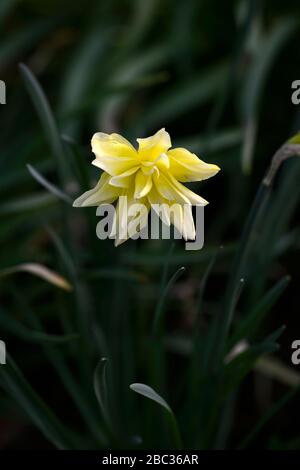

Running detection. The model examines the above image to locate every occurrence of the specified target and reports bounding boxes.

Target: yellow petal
[137,128,171,161]
[169,203,184,238]
[92,132,136,158]
[167,173,208,206]
[147,188,195,240]
[154,171,208,206]
[127,199,150,240]
[92,132,137,176]
[168,148,220,182]
[112,190,150,246]
[156,152,170,170]
[147,186,171,226]
[134,170,153,198]
[73,172,120,207]
[182,205,195,240]
[109,166,139,188]
[153,171,190,205]
[110,192,128,242]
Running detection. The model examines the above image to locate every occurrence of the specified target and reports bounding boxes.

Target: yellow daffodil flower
[73,128,220,245]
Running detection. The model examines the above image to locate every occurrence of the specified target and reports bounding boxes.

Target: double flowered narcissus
[73,128,220,245]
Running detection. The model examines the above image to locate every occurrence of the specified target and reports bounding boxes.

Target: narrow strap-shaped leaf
[130,383,182,449]
[152,266,185,335]
[19,63,69,185]
[94,358,112,432]
[27,164,72,204]
[228,276,290,350]
[0,308,78,344]
[238,385,300,449]
[223,341,279,396]
[0,263,72,292]
[0,355,75,449]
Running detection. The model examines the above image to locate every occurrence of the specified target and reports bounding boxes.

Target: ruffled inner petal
[92,132,137,176]
[134,170,153,199]
[137,128,171,161]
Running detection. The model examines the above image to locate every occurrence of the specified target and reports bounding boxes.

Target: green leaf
[0,263,72,292]
[224,341,279,395]
[240,18,298,172]
[0,21,53,68]
[228,276,290,350]
[152,266,185,335]
[238,385,300,448]
[84,268,146,283]
[23,306,106,446]
[130,383,182,449]
[177,128,242,155]
[0,355,75,449]
[94,358,112,433]
[215,179,271,369]
[130,383,171,412]
[19,63,69,185]
[61,137,91,191]
[0,192,57,215]
[137,63,228,133]
[27,164,72,204]
[0,308,78,344]
[264,324,286,344]
[59,27,112,136]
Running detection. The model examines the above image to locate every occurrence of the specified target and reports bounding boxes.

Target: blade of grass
[152,266,186,336]
[228,276,290,350]
[0,263,72,292]
[130,383,182,450]
[27,164,72,204]
[94,358,112,431]
[216,140,300,370]
[0,354,75,449]
[19,63,69,185]
[0,308,78,344]
[238,385,300,448]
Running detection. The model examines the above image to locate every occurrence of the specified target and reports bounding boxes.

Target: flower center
[140,152,169,176]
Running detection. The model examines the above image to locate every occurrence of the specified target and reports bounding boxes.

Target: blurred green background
[1,0,300,450]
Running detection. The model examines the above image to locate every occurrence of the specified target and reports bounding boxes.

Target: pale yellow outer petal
[166,173,208,206]
[168,204,195,241]
[169,204,184,239]
[109,166,139,188]
[92,132,136,158]
[134,170,153,199]
[73,172,120,207]
[153,171,190,204]
[168,147,220,182]
[182,205,196,240]
[112,189,150,246]
[153,171,208,206]
[147,186,171,226]
[147,187,195,240]
[137,128,171,161]
[127,199,150,241]
[91,132,137,176]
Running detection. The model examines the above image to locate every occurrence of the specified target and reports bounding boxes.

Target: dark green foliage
[0,0,300,450]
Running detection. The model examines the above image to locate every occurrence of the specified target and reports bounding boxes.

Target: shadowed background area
[1,0,300,450]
